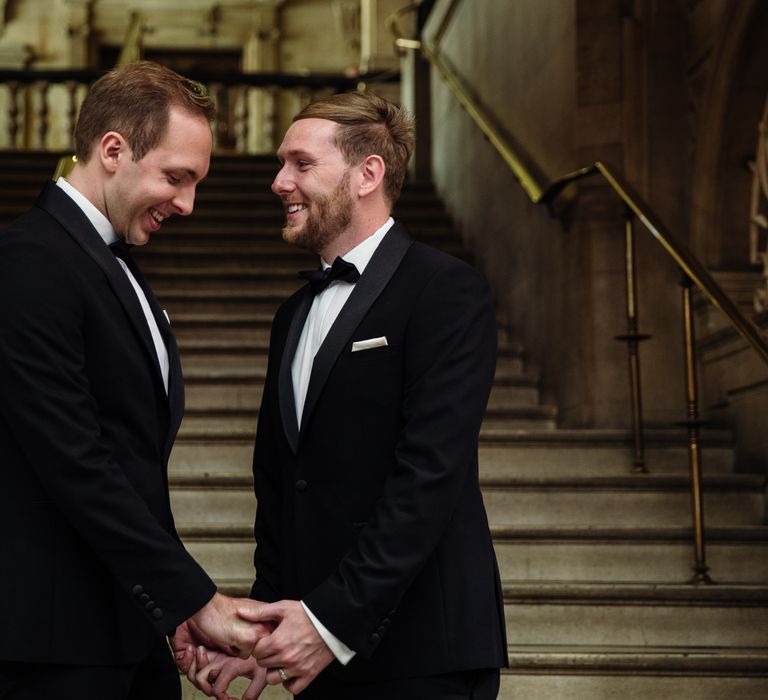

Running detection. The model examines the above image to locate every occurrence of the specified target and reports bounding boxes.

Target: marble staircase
[1,151,767,699]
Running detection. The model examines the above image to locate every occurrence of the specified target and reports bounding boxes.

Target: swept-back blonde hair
[295,91,415,205]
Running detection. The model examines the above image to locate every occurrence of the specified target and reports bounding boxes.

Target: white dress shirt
[56,177,169,394]
[292,216,394,664]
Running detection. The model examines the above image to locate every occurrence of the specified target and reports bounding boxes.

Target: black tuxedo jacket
[251,222,507,682]
[0,183,215,665]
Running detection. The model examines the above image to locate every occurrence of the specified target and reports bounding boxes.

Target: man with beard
[0,62,262,700]
[184,91,507,700]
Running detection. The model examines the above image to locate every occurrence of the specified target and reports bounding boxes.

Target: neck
[66,163,107,218]
[320,206,390,261]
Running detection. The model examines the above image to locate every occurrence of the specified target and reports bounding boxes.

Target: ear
[97,132,129,174]
[356,155,386,199]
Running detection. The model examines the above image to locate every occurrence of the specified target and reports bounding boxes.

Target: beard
[282,170,353,254]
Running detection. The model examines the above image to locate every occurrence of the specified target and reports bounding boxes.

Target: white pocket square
[162,309,170,324]
[351,336,388,352]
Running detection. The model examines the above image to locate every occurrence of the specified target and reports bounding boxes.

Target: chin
[126,230,151,246]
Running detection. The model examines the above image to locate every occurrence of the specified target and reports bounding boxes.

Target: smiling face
[272,118,356,256]
[104,106,212,245]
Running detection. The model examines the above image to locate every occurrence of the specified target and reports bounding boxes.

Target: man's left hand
[238,600,334,695]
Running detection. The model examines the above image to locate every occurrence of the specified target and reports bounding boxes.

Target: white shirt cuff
[300,601,356,665]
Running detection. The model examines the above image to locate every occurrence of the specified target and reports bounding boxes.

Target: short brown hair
[74,61,215,162]
[294,91,415,204]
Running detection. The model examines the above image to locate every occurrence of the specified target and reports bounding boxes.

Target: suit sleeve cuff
[301,600,356,665]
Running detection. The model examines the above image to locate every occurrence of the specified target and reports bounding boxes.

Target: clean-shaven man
[0,62,261,700]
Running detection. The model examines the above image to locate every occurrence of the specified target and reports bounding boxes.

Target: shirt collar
[321,217,394,274]
[56,177,120,246]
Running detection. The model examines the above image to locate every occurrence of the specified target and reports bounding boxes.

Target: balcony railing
[0,68,394,154]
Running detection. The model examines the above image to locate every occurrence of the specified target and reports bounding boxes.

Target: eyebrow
[277,149,315,162]
[168,167,201,181]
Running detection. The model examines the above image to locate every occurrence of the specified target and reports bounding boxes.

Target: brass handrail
[390,1,768,583]
[389,4,768,365]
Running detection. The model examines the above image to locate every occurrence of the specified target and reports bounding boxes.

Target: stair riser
[150,277,303,292]
[169,486,763,529]
[171,489,255,524]
[183,382,541,411]
[174,345,520,376]
[479,444,735,477]
[483,489,764,527]
[179,669,768,700]
[498,674,768,700]
[164,299,288,315]
[180,535,768,584]
[168,441,736,478]
[177,415,556,438]
[183,680,289,700]
[505,602,768,647]
[495,541,768,583]
[183,540,254,580]
[174,328,272,345]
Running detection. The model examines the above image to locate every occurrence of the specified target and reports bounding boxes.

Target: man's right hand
[188,593,267,658]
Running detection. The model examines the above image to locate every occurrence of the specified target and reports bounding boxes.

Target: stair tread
[500,580,768,602]
[167,471,763,490]
[491,524,768,541]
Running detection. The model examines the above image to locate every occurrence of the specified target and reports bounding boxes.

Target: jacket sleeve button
[369,633,381,644]
[295,479,308,492]
[152,608,163,619]
[132,585,143,596]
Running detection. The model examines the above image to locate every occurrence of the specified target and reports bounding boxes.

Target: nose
[173,184,196,216]
[271,165,294,196]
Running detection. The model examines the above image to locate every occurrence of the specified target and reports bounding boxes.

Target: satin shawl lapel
[122,253,184,453]
[300,223,413,438]
[278,289,313,453]
[35,183,170,399]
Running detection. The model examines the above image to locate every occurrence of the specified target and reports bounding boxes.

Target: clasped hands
[171,593,334,699]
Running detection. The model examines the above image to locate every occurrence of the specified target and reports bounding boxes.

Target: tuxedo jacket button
[295,479,308,492]
[152,608,163,619]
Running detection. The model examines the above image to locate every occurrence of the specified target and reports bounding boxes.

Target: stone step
[168,189,446,208]
[177,523,768,584]
[168,429,736,478]
[492,526,768,583]
[176,403,558,439]
[498,654,768,700]
[144,219,457,238]
[184,379,542,412]
[178,631,768,699]
[168,473,764,529]
[135,241,468,265]
[503,582,768,647]
[146,266,308,290]
[177,345,526,377]
[482,474,765,527]
[477,428,736,475]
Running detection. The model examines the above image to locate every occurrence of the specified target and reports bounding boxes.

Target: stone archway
[689,1,768,269]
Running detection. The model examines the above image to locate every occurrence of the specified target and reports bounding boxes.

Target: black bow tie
[298,257,360,295]
[108,237,132,259]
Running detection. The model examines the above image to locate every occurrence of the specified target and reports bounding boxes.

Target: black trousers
[0,639,179,700]
[298,667,500,700]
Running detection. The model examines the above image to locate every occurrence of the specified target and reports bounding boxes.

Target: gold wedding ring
[277,667,289,683]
